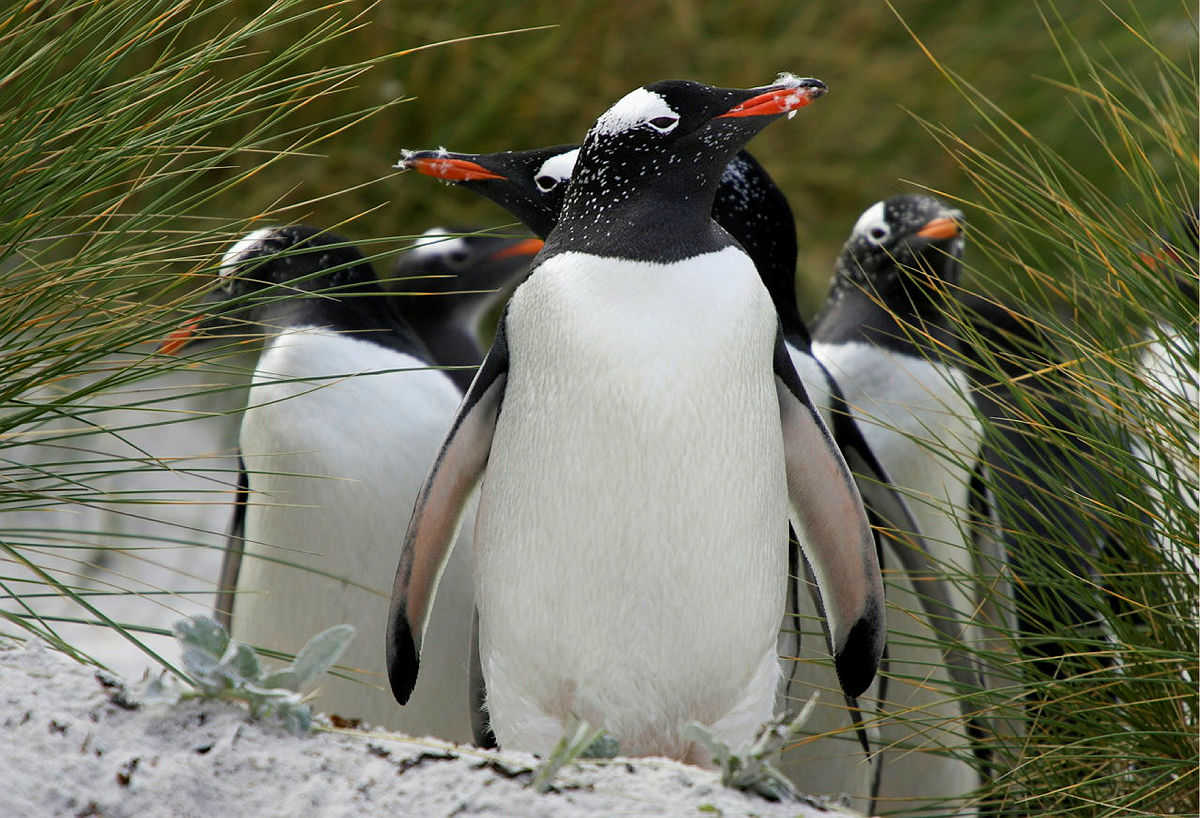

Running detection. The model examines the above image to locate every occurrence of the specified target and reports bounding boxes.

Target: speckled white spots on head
[592,87,678,136]
[852,201,889,245]
[535,149,579,191]
[220,227,278,276]
[409,228,467,260]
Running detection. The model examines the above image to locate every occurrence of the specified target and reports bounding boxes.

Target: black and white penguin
[388,75,887,762]
[388,227,542,390]
[811,195,986,811]
[397,140,958,804]
[162,226,476,739]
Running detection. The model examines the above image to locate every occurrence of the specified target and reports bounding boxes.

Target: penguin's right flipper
[386,320,509,705]
[773,332,885,699]
[214,454,249,631]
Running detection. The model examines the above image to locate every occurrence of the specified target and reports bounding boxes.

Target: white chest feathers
[812,340,982,552]
[475,247,790,758]
[236,328,475,739]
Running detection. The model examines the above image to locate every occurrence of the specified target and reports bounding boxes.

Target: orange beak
[404,156,506,182]
[158,315,205,355]
[915,217,962,241]
[718,82,827,118]
[488,237,544,261]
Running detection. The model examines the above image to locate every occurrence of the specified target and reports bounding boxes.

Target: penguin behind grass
[812,195,987,814]
[163,225,476,739]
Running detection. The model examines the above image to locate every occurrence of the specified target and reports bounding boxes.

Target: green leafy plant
[530,714,620,794]
[141,615,355,735]
[685,696,819,803]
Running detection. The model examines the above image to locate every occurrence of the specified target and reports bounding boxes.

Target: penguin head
[569,75,827,204]
[160,225,394,353]
[388,226,542,314]
[836,195,966,301]
[207,225,386,314]
[397,146,577,239]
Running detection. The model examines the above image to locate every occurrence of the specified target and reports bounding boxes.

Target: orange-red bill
[489,237,544,261]
[718,85,826,118]
[915,217,962,241]
[405,156,506,182]
[159,315,205,355]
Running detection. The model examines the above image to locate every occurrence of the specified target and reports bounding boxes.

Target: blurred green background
[195,0,1192,313]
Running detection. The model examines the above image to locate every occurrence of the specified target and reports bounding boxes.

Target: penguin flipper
[386,322,509,705]
[214,454,249,631]
[773,333,885,699]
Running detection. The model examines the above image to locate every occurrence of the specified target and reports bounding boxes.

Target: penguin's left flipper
[214,454,249,631]
[386,321,509,705]
[774,332,885,699]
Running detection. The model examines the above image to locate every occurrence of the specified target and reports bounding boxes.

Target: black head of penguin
[831,195,965,332]
[163,225,426,357]
[389,227,542,302]
[544,75,826,262]
[386,227,543,388]
[397,148,576,240]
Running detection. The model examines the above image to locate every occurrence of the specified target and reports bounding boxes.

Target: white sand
[1,638,864,818]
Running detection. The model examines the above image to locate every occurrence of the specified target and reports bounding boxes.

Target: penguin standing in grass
[811,195,985,813]
[388,75,886,762]
[397,141,970,808]
[162,226,477,739]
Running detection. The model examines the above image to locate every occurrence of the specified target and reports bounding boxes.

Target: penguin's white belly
[236,329,474,739]
[812,341,981,595]
[476,249,788,759]
[1136,324,1199,585]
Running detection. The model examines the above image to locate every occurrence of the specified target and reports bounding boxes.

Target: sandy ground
[1,638,865,818]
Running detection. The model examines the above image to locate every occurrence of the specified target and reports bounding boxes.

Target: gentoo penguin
[162,225,476,740]
[388,227,542,390]
[388,75,887,762]
[397,141,966,806]
[811,195,985,813]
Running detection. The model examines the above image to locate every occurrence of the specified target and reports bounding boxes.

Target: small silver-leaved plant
[140,615,355,736]
[684,693,820,802]
[531,714,620,793]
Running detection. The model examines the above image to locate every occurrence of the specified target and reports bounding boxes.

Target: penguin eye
[647,115,679,133]
[534,175,560,193]
[446,250,470,266]
[867,226,890,245]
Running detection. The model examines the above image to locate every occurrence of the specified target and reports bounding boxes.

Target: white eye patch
[220,227,278,276]
[409,228,468,261]
[534,148,579,192]
[592,88,680,136]
[852,201,890,245]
